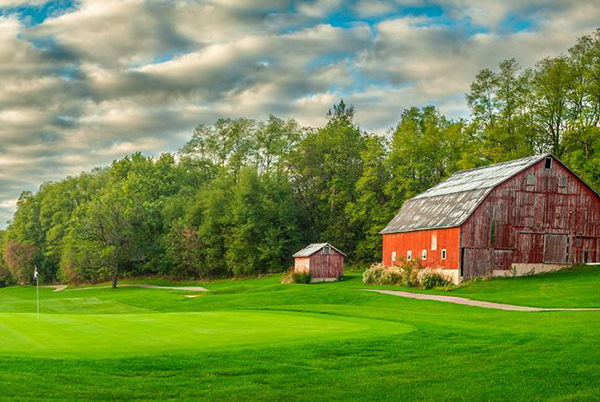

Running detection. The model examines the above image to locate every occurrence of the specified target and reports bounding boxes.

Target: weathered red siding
[382,228,461,269]
[460,157,600,277]
[308,250,344,279]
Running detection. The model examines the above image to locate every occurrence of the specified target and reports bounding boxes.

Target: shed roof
[380,154,550,234]
[293,243,346,258]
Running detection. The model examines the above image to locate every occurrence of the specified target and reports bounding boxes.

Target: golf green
[0,310,413,358]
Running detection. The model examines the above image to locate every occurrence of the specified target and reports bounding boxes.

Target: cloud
[297,0,342,18]
[0,0,599,227]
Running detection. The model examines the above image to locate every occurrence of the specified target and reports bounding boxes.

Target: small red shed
[293,243,345,282]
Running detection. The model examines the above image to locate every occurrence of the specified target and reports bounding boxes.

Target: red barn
[381,154,600,283]
[293,243,345,282]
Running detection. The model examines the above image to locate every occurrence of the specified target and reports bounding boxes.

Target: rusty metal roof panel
[380,189,491,234]
[413,154,547,200]
[293,243,347,257]
[381,154,548,234]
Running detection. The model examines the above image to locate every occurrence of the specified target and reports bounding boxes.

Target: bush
[293,271,312,284]
[380,269,402,285]
[281,269,311,284]
[420,271,449,289]
[363,263,385,284]
[362,259,450,289]
[397,258,423,287]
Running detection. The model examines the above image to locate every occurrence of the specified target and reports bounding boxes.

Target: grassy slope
[354,264,600,308]
[0,266,599,400]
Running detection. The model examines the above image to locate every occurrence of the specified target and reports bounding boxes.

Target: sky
[0,0,598,227]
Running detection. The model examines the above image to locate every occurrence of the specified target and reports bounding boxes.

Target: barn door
[543,234,569,263]
[574,237,597,263]
[516,233,544,263]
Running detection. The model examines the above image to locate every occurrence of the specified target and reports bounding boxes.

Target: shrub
[293,271,312,284]
[363,259,451,289]
[281,269,311,284]
[420,271,449,289]
[280,269,294,284]
[363,263,385,284]
[380,269,402,285]
[397,257,424,287]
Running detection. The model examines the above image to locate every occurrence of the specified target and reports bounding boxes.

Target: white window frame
[322,246,331,255]
[441,249,447,260]
[391,251,396,262]
[431,234,437,251]
[407,250,412,261]
[422,249,427,260]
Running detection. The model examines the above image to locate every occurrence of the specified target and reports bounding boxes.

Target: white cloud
[0,0,599,227]
[297,0,342,18]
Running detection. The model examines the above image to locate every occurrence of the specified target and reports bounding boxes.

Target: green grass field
[1,265,599,400]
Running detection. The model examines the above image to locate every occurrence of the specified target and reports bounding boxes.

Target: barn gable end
[460,155,600,277]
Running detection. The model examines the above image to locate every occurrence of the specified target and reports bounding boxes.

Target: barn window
[431,234,437,251]
[441,249,447,260]
[575,238,583,248]
[407,250,412,261]
[391,251,396,262]
[545,157,552,169]
[422,250,427,260]
[526,173,536,186]
[559,176,567,188]
[322,245,331,255]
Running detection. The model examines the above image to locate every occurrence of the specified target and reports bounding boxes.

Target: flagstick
[36,272,39,321]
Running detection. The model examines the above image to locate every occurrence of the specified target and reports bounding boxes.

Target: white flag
[33,267,38,279]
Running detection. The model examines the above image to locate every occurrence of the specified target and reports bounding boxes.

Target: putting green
[0,310,413,358]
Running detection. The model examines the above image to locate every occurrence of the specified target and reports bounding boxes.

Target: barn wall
[309,250,344,279]
[382,228,461,270]
[460,157,600,278]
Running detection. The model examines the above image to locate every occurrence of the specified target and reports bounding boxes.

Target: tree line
[1,30,599,287]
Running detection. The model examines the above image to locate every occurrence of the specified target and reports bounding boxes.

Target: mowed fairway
[0,311,411,358]
[0,266,599,401]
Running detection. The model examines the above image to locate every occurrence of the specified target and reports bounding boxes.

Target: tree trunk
[112,266,120,289]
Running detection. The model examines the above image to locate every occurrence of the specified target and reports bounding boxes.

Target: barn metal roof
[380,154,550,234]
[293,243,347,257]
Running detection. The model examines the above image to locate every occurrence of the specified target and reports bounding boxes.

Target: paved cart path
[65,284,208,292]
[363,289,600,311]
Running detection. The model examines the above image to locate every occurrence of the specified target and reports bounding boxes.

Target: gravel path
[364,289,600,311]
[71,284,208,292]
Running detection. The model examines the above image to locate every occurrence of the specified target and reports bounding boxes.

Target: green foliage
[293,271,312,284]
[362,259,447,289]
[420,271,449,289]
[362,263,385,285]
[465,29,600,191]
[2,30,600,284]
[288,100,366,257]
[280,269,312,284]
[380,269,402,286]
[397,257,423,288]
[165,220,203,280]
